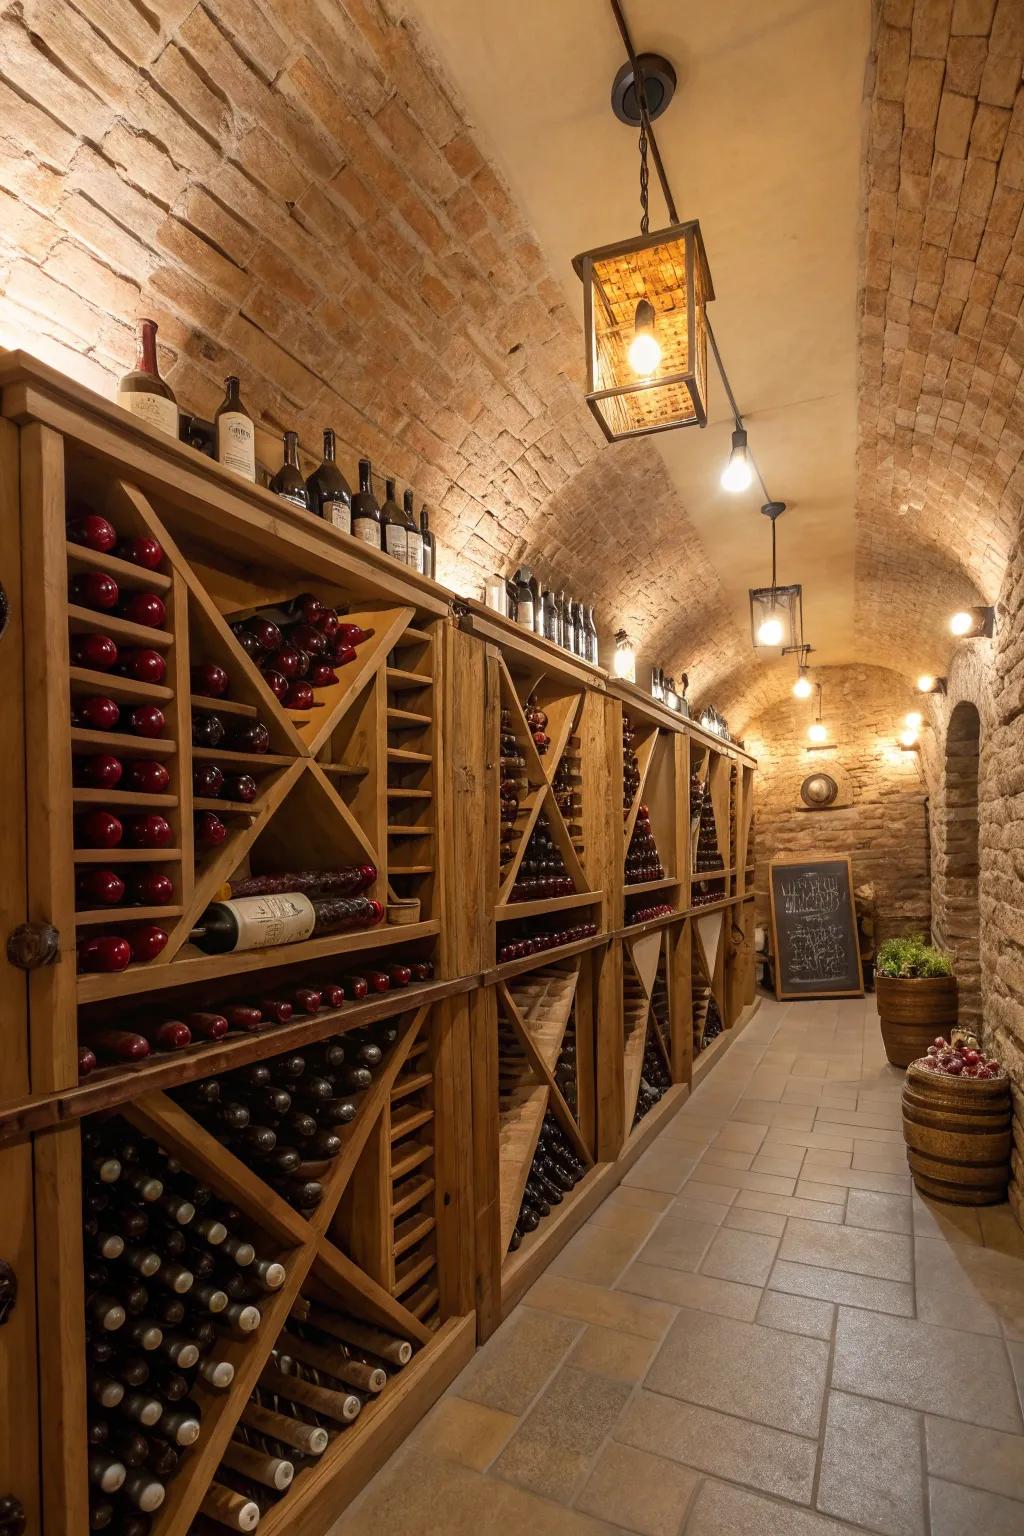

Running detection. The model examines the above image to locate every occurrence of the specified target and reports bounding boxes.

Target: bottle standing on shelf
[215,377,256,483]
[571,600,585,658]
[269,431,309,511]
[306,429,352,532]
[485,572,507,615]
[514,567,534,631]
[585,604,598,665]
[351,458,381,549]
[541,588,558,644]
[529,572,543,636]
[419,506,436,579]
[556,590,569,649]
[116,319,178,440]
[381,478,407,564]
[402,489,422,573]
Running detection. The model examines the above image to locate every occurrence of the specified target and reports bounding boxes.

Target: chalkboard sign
[769,855,864,1001]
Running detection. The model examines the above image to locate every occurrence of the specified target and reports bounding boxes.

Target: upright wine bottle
[419,507,436,578]
[351,459,381,549]
[585,604,598,664]
[117,319,178,440]
[541,588,558,643]
[306,430,352,532]
[514,568,534,631]
[402,490,422,572]
[381,479,407,564]
[270,432,309,510]
[215,378,256,483]
[529,573,543,636]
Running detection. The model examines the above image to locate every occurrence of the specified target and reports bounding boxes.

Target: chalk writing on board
[788,923,849,982]
[779,872,842,917]
[770,858,862,998]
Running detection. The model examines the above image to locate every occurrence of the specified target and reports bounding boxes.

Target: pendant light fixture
[749,502,802,651]
[572,13,714,440]
[807,683,828,745]
[791,643,813,699]
[721,427,753,493]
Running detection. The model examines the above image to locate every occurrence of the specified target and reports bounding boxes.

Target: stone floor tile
[690,1163,797,1197]
[911,1194,983,1245]
[853,1145,911,1174]
[586,1200,666,1243]
[575,1442,700,1536]
[621,1143,698,1194]
[550,1224,647,1287]
[816,1120,904,1144]
[979,1205,1024,1259]
[780,1217,912,1280]
[817,1390,925,1535]
[733,1189,846,1223]
[794,1179,850,1203]
[752,1150,807,1176]
[616,1391,818,1504]
[914,1235,1006,1336]
[668,1192,733,1225]
[845,1189,912,1234]
[734,1102,817,1130]
[925,1414,1024,1501]
[568,1324,658,1385]
[684,1479,866,1535]
[769,1259,914,1315]
[802,1149,855,1174]
[644,1306,829,1436]
[605,1186,675,1214]
[328,1447,626,1536]
[928,1477,1024,1536]
[525,1268,681,1339]
[1010,1340,1024,1410]
[454,1306,582,1414]
[492,1365,632,1503]
[756,1289,835,1339]
[815,1108,902,1132]
[833,1308,1024,1432]
[618,1262,762,1320]
[699,1225,780,1285]
[414,1395,520,1470]
[683,1179,739,1206]
[724,1205,788,1236]
[764,1129,856,1153]
[636,1216,719,1273]
[697,1145,755,1171]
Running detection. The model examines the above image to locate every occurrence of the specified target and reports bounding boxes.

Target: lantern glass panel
[574,222,713,441]
[748,584,802,650]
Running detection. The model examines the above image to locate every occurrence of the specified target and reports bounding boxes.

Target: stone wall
[744,665,932,949]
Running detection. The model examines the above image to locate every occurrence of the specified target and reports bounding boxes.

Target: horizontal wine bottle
[200,1482,261,1532]
[190,892,384,953]
[261,1363,361,1423]
[218,866,376,900]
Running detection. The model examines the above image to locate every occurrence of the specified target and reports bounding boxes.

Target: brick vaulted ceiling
[0,1,1020,732]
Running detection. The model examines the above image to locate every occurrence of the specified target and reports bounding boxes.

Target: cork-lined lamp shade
[572,221,714,441]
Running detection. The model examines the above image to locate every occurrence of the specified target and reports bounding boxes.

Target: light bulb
[793,674,813,699]
[949,610,973,636]
[721,428,753,493]
[916,674,935,693]
[905,711,923,729]
[757,615,784,646]
[612,630,636,683]
[808,721,828,744]
[627,298,660,377]
[899,728,919,748]
[627,330,661,376]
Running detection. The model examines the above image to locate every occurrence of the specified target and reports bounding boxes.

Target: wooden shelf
[191,745,296,768]
[67,602,174,649]
[387,746,432,765]
[72,788,177,808]
[190,693,258,718]
[75,904,182,925]
[495,889,603,922]
[192,796,259,814]
[70,727,177,758]
[66,541,173,592]
[74,846,182,863]
[624,875,680,895]
[68,665,173,703]
[387,667,433,691]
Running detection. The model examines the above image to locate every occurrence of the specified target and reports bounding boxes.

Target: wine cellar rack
[0,354,759,1527]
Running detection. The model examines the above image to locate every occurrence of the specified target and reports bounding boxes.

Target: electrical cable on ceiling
[608,0,776,508]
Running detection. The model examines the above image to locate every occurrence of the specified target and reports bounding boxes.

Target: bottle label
[384,524,407,562]
[352,517,380,547]
[518,600,535,630]
[117,389,179,440]
[219,893,317,952]
[326,500,351,535]
[217,411,256,481]
[405,532,423,572]
[276,490,308,510]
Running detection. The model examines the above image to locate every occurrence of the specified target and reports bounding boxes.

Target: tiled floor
[329,995,1024,1536]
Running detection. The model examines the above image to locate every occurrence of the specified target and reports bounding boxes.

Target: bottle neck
[359,461,371,492]
[323,431,336,462]
[224,377,240,406]
[420,510,429,533]
[137,320,159,377]
[284,433,299,468]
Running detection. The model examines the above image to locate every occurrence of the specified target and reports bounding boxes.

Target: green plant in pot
[875,935,957,1067]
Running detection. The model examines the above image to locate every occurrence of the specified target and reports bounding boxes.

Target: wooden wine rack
[0,352,760,1523]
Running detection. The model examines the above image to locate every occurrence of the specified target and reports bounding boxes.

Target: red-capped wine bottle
[190,892,383,953]
[117,319,178,440]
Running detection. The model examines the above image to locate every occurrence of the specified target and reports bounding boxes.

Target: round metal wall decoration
[800,771,838,809]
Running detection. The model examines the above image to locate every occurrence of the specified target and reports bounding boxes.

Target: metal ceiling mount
[611,52,677,124]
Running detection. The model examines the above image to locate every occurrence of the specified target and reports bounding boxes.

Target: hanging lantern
[612,628,637,682]
[749,501,803,651]
[573,222,714,441]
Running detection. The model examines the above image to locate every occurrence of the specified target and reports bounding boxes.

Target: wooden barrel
[876,975,958,1067]
[901,1061,1012,1205]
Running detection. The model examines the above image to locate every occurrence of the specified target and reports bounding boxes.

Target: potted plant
[875,935,957,1067]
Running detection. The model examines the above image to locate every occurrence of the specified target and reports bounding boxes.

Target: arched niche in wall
[790,757,855,812]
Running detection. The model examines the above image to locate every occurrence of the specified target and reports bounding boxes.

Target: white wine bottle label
[518,600,534,630]
[217,411,256,481]
[327,501,351,535]
[384,525,407,562]
[223,893,316,951]
[352,517,379,546]
[117,389,179,440]
[405,532,423,572]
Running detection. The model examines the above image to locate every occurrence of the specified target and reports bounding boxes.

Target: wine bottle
[419,506,436,578]
[221,1440,293,1491]
[381,477,407,563]
[190,892,383,953]
[215,377,256,482]
[117,319,179,440]
[270,431,309,510]
[261,1363,362,1423]
[240,1402,328,1456]
[541,588,558,643]
[201,1482,261,1531]
[514,567,534,631]
[585,604,598,664]
[392,490,419,575]
[351,458,381,548]
[306,429,352,532]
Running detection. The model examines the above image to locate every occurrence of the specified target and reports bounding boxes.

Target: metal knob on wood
[6,922,60,970]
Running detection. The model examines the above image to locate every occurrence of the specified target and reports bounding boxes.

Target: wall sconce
[905,711,923,729]
[749,502,803,650]
[916,674,947,694]
[899,728,919,750]
[612,629,637,682]
[949,606,995,638]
